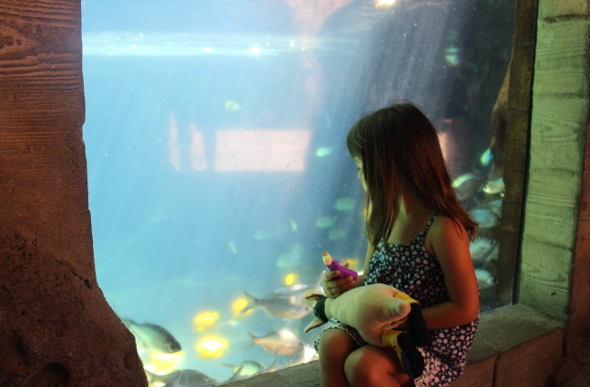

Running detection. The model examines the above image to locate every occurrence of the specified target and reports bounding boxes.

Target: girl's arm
[422,216,480,330]
[322,242,374,297]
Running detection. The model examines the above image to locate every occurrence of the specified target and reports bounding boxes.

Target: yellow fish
[196,335,229,359]
[193,311,220,332]
[341,258,361,272]
[284,272,299,286]
[231,298,252,317]
[225,100,240,112]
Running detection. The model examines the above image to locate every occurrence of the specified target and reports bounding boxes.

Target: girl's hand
[322,266,356,298]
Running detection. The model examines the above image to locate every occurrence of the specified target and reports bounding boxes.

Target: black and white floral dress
[314,214,478,387]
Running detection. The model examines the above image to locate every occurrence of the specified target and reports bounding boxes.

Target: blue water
[82,0,514,383]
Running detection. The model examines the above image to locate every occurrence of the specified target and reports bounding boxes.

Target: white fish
[334,197,356,211]
[224,360,265,381]
[240,272,324,319]
[228,241,238,254]
[248,330,304,355]
[254,229,272,240]
[468,208,500,228]
[485,199,503,217]
[276,253,299,269]
[452,172,486,201]
[483,177,505,195]
[328,228,347,240]
[288,344,319,366]
[316,146,333,157]
[122,318,182,353]
[316,216,336,228]
[480,148,493,167]
[145,369,217,387]
[241,291,311,319]
[475,268,497,289]
[271,271,324,299]
[470,237,496,260]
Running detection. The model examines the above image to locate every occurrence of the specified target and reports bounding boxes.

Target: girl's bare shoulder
[426,215,470,252]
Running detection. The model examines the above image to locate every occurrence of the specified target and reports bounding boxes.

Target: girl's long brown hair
[346,102,477,249]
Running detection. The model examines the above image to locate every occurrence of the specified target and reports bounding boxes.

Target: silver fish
[452,173,486,201]
[316,216,336,228]
[470,237,496,260]
[268,271,324,300]
[334,197,356,211]
[241,272,324,319]
[241,291,311,319]
[485,199,503,217]
[288,344,319,366]
[146,369,217,387]
[475,268,497,290]
[224,360,265,381]
[328,228,347,240]
[122,317,182,353]
[468,208,500,228]
[247,330,304,355]
[483,177,505,195]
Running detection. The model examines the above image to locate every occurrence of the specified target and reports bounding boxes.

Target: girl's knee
[345,346,409,387]
[318,329,357,387]
[344,348,375,383]
[318,329,357,361]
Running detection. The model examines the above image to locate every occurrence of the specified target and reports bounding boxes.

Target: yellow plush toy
[304,283,431,379]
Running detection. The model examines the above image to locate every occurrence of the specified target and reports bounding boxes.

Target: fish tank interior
[82,0,515,384]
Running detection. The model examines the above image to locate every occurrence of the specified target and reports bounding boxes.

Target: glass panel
[82,0,515,383]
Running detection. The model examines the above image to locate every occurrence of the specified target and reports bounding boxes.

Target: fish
[283,272,299,286]
[468,208,500,228]
[480,148,493,167]
[247,330,304,355]
[287,344,319,366]
[240,272,324,319]
[452,172,487,201]
[145,349,184,374]
[470,237,496,260]
[276,242,305,269]
[475,268,497,289]
[122,318,182,354]
[224,360,265,381]
[231,298,250,317]
[193,311,219,332]
[485,199,503,217]
[240,291,312,319]
[225,100,240,112]
[228,241,238,254]
[483,177,505,195]
[444,46,461,66]
[145,369,218,387]
[253,229,272,240]
[328,228,346,240]
[316,216,336,228]
[316,146,334,157]
[266,271,324,300]
[334,197,356,211]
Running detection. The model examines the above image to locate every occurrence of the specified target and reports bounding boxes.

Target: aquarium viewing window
[82,0,516,384]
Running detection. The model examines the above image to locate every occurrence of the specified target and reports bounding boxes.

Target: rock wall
[0,1,147,385]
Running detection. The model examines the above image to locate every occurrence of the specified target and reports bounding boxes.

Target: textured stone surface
[0,0,147,385]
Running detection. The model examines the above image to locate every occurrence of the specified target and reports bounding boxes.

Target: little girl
[315,102,479,387]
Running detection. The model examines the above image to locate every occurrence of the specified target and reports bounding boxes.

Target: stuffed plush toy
[304,283,431,379]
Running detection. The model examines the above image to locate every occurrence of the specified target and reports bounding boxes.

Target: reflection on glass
[82,0,514,383]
